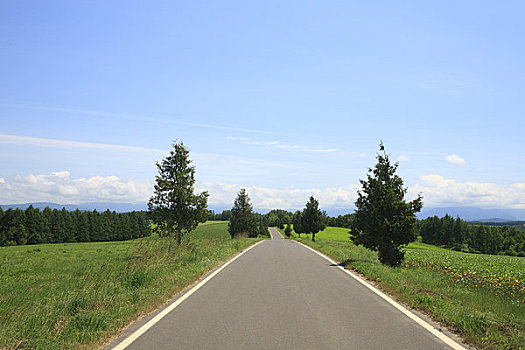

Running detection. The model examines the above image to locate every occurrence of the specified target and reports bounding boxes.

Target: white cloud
[446,154,466,165]
[0,171,153,204]
[410,174,525,209]
[198,182,360,210]
[3,171,523,211]
[0,134,165,154]
[0,171,360,210]
[2,103,283,136]
[397,155,409,162]
[225,136,367,157]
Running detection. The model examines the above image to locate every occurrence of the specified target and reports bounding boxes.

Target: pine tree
[301,196,326,242]
[351,142,422,266]
[74,209,90,242]
[293,211,304,238]
[25,206,43,245]
[148,141,209,245]
[228,188,258,238]
[41,207,53,243]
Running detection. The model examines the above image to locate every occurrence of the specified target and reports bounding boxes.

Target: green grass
[281,226,350,241]
[0,222,261,349]
[291,231,525,350]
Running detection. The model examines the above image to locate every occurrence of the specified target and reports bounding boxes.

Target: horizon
[2,201,525,222]
[1,1,524,211]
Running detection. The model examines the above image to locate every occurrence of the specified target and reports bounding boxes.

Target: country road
[109,227,463,349]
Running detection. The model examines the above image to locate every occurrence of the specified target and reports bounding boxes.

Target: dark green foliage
[325,213,354,228]
[208,210,232,221]
[418,215,525,256]
[148,141,209,245]
[284,223,292,237]
[293,211,304,238]
[0,207,150,246]
[300,196,326,242]
[228,188,258,238]
[351,142,422,266]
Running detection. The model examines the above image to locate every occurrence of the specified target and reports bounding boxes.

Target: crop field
[0,221,260,349]
[405,248,525,307]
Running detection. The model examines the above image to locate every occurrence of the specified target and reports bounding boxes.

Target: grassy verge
[0,222,261,349]
[291,227,525,350]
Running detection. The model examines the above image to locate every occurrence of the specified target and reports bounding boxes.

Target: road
[112,227,462,349]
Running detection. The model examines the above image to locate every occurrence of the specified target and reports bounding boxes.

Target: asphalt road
[116,228,460,349]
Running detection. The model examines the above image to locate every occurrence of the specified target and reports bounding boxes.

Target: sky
[1,1,524,211]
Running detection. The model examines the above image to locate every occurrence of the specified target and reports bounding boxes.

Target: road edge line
[294,241,466,350]
[112,239,266,350]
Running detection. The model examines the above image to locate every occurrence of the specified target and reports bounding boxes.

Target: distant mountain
[417,207,525,221]
[0,202,147,213]
[0,202,87,211]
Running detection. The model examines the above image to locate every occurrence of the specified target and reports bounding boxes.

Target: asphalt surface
[119,228,457,349]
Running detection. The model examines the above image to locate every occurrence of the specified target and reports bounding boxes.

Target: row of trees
[210,208,350,229]
[418,215,525,256]
[0,206,150,246]
[148,142,270,243]
[292,197,326,241]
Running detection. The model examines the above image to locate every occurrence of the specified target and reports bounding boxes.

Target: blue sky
[1,1,524,210]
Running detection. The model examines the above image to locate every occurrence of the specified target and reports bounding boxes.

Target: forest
[417,215,525,256]
[0,206,150,246]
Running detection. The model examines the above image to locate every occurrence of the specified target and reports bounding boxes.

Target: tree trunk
[312,233,315,242]
[177,224,182,245]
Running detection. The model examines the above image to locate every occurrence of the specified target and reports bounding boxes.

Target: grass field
[286,226,525,349]
[0,221,261,349]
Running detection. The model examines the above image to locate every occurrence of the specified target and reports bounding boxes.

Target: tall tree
[228,188,258,238]
[301,196,326,242]
[351,142,423,266]
[25,205,43,245]
[148,141,209,245]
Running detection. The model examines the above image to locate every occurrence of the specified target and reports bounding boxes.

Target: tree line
[418,215,525,256]
[0,206,150,246]
[209,209,352,229]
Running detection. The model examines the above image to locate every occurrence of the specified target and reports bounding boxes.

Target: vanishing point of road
[110,228,464,350]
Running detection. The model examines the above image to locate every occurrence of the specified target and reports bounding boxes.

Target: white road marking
[296,241,466,350]
[112,239,266,350]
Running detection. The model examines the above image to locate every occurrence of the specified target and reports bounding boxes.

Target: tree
[293,211,304,238]
[284,223,292,237]
[228,188,258,238]
[301,196,326,242]
[350,142,422,266]
[148,141,209,245]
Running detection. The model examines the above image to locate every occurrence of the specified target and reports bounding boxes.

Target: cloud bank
[410,175,525,209]
[1,172,524,210]
[0,171,153,204]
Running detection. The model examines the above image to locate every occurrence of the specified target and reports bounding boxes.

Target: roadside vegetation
[0,221,261,349]
[285,226,525,349]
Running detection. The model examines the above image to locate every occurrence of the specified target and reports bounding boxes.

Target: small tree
[228,189,258,238]
[301,196,326,242]
[148,141,209,245]
[351,142,422,266]
[293,211,304,238]
[284,223,292,237]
